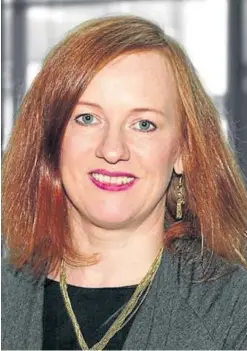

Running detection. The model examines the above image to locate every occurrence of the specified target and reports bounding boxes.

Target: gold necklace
[59,247,163,350]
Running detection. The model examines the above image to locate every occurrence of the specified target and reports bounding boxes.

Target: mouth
[89,169,138,192]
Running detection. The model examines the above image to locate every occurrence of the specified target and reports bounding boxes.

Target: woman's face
[60,50,182,230]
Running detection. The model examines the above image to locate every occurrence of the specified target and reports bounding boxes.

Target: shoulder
[172,250,247,349]
[2,255,45,298]
[2,256,41,315]
[2,256,39,290]
[2,257,24,298]
[2,257,45,350]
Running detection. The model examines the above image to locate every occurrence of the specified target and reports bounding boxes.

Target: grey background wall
[2,0,247,181]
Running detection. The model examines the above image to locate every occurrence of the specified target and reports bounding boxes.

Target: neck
[50,209,165,288]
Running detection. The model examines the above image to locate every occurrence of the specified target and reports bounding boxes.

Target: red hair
[2,15,247,276]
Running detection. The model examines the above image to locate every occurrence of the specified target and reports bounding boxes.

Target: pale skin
[54,50,183,288]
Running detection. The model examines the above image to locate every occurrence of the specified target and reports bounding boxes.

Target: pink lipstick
[90,169,137,178]
[89,169,138,192]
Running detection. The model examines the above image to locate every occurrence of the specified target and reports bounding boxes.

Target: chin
[92,219,131,230]
[68,198,138,229]
[84,207,133,229]
[89,211,133,229]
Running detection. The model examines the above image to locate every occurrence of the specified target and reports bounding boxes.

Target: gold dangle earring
[176,175,185,220]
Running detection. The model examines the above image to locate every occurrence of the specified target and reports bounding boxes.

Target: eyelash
[75,113,99,126]
[74,113,157,133]
[133,120,157,133]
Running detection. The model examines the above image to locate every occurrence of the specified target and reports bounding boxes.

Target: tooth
[98,174,104,183]
[104,175,110,183]
[92,174,135,185]
[110,177,116,184]
[116,177,122,185]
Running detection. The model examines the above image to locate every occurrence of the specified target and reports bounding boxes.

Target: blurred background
[2,0,247,180]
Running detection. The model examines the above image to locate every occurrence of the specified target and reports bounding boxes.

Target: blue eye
[75,113,97,125]
[134,120,156,132]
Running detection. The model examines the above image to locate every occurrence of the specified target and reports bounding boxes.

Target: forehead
[81,50,178,111]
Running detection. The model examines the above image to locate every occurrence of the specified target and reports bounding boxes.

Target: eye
[75,113,98,125]
[133,120,157,132]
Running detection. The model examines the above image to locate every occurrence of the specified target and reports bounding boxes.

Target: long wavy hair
[2,15,247,277]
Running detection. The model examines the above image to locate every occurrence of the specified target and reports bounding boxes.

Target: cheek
[59,132,89,200]
[136,135,178,173]
[154,150,176,185]
[60,129,92,166]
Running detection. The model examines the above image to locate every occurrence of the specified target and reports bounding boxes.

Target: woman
[2,15,247,350]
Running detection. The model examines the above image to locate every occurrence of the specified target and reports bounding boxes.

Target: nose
[95,127,130,164]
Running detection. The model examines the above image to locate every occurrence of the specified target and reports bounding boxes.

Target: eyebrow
[77,100,166,118]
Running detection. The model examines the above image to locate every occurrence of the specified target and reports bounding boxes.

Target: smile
[89,173,137,192]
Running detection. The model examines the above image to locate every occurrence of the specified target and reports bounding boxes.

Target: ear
[173,154,183,175]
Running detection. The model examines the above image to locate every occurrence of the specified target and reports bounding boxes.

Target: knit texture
[2,248,247,350]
